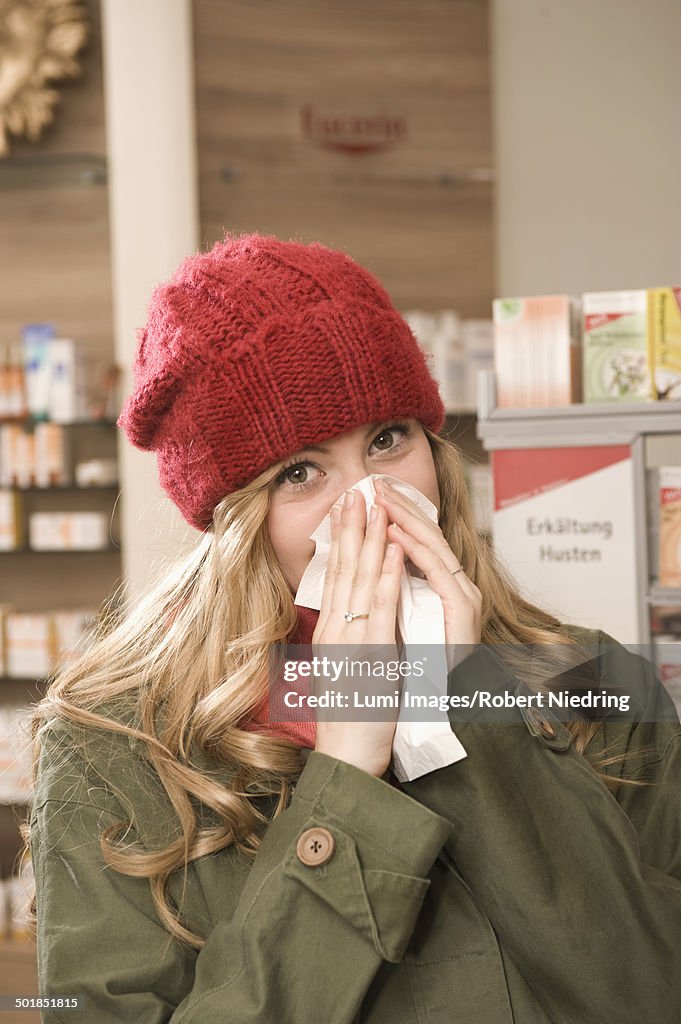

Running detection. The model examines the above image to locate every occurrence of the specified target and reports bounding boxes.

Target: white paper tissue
[295,474,467,782]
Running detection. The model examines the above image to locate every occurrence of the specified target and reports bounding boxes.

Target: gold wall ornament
[0,0,89,157]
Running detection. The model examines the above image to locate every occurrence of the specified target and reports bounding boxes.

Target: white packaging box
[653,636,681,718]
[6,612,54,677]
[29,511,109,550]
[52,609,97,668]
[435,311,464,412]
[403,309,438,370]
[22,323,55,420]
[48,339,94,424]
[47,338,77,423]
[0,706,32,802]
[462,320,495,410]
[8,868,34,940]
[403,309,463,412]
[75,458,118,487]
[46,339,84,423]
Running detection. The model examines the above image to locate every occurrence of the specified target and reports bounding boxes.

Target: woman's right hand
[312,488,404,778]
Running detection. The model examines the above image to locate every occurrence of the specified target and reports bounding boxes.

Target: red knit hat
[117,232,445,530]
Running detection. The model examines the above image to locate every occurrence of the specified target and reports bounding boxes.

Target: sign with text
[491,445,639,644]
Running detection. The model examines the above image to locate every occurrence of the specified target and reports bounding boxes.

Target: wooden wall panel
[0,0,113,356]
[192,0,495,316]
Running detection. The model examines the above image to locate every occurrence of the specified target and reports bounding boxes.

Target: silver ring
[344,611,370,622]
[450,567,464,575]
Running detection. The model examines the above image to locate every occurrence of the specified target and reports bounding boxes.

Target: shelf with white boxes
[0,414,123,885]
[2,483,119,492]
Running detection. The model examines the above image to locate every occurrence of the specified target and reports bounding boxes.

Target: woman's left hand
[373,479,483,664]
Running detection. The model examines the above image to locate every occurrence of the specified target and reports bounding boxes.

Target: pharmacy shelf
[477,400,681,448]
[0,546,120,555]
[0,417,117,428]
[1,484,119,492]
[475,371,681,646]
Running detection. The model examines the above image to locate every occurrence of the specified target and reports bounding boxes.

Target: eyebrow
[291,421,387,457]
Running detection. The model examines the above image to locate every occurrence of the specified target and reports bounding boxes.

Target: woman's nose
[332,462,373,509]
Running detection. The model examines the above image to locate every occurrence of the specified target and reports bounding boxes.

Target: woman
[25,233,681,1023]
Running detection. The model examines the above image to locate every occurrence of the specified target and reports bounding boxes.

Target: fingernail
[369,506,378,523]
[386,543,398,557]
[331,505,341,525]
[344,490,355,508]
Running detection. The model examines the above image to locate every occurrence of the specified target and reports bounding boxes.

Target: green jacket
[30,627,681,1023]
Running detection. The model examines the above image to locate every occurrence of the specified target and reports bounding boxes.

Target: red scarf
[241,605,319,748]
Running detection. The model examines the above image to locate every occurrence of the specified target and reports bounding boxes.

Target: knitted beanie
[117,232,445,530]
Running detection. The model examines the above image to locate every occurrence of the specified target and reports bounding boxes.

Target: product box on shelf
[46,340,121,424]
[4,860,34,941]
[3,608,97,679]
[403,309,466,411]
[653,636,681,717]
[0,491,23,550]
[5,614,55,678]
[0,706,31,802]
[583,290,650,402]
[659,466,681,588]
[0,604,14,675]
[462,320,494,410]
[0,345,29,420]
[21,323,55,421]
[0,425,20,486]
[0,426,36,488]
[75,457,118,488]
[492,295,582,408]
[17,325,122,424]
[34,422,72,487]
[1,422,74,489]
[28,511,109,551]
[648,287,681,401]
[51,609,97,669]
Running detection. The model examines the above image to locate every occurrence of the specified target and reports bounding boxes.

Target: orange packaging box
[492,295,582,408]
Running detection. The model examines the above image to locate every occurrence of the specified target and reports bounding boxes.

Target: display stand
[476,371,681,650]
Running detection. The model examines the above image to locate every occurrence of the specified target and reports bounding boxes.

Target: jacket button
[296,827,335,866]
[535,713,556,738]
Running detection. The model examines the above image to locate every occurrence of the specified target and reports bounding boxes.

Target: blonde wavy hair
[20,427,638,949]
